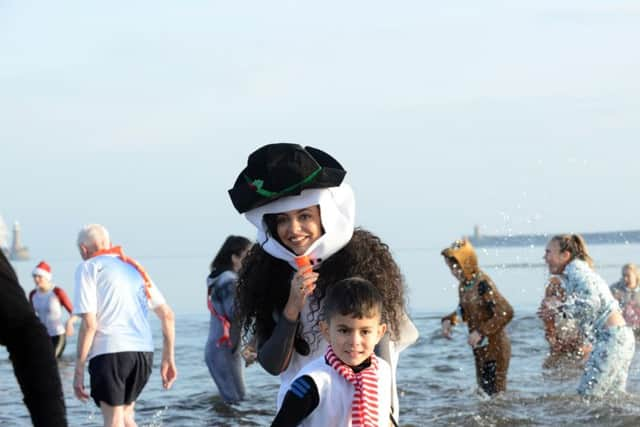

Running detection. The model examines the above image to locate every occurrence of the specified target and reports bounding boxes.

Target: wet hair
[235,228,406,354]
[322,277,383,323]
[210,235,252,272]
[550,234,594,268]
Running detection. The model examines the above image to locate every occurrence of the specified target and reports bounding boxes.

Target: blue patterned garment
[577,325,635,396]
[561,259,635,395]
[562,260,618,343]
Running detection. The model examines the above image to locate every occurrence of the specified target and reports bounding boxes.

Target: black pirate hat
[228,143,347,213]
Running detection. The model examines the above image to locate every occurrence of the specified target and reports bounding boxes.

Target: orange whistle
[295,256,312,273]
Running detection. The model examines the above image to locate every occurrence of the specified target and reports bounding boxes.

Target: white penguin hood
[244,183,355,270]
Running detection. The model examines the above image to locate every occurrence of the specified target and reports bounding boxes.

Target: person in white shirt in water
[72,224,177,427]
[29,260,79,358]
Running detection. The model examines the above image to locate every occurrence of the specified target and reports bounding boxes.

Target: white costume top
[295,355,391,427]
[563,259,619,342]
[246,183,419,418]
[73,254,166,360]
[31,288,67,336]
[277,296,328,408]
[276,300,418,418]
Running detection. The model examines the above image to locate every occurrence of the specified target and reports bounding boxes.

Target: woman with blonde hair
[610,263,640,334]
[543,234,634,395]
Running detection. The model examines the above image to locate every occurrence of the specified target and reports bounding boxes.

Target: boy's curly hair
[234,228,406,354]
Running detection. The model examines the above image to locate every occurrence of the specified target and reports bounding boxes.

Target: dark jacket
[0,251,67,426]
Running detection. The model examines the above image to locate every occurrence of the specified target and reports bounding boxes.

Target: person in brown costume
[440,239,514,396]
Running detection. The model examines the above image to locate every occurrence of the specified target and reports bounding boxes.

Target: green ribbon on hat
[245,167,322,198]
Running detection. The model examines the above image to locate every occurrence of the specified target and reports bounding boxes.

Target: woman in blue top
[204,235,252,403]
[544,234,635,396]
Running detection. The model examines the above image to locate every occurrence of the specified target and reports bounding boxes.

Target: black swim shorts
[51,334,66,358]
[88,351,153,407]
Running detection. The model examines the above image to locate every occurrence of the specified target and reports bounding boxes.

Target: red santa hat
[32,260,52,280]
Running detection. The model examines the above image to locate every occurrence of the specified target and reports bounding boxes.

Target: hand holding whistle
[283,256,319,321]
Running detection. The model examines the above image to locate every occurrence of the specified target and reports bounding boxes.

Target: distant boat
[467,225,640,248]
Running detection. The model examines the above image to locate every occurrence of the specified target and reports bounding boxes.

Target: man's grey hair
[77,224,111,251]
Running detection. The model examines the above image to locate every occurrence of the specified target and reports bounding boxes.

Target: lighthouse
[10,221,30,261]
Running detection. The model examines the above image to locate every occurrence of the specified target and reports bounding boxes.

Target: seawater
[2,243,640,425]
[2,312,640,426]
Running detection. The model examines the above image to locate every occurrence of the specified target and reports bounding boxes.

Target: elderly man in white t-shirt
[72,224,177,427]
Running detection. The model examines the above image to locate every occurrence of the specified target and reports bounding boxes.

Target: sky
[1,1,639,300]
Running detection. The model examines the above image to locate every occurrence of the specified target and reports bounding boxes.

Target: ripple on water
[433,364,460,373]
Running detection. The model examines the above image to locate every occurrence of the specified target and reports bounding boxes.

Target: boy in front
[271,277,390,427]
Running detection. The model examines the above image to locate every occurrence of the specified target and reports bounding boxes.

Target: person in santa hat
[30,260,78,358]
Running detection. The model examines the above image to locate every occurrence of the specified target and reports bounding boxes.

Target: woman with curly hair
[228,143,418,424]
[543,234,634,395]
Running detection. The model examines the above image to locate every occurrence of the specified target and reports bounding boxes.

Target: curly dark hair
[234,228,406,355]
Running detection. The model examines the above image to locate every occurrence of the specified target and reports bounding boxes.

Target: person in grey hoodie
[205,235,253,403]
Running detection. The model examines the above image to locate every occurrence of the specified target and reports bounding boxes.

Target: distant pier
[467,225,640,248]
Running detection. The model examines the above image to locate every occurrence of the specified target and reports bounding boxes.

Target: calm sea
[2,243,640,426]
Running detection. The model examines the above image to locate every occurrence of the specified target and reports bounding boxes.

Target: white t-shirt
[32,288,66,336]
[73,254,166,360]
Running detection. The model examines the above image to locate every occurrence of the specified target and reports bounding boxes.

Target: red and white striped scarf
[325,345,379,427]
